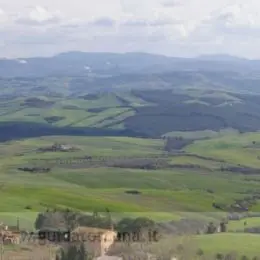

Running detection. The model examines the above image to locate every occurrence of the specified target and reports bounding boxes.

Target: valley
[1,52,260,259]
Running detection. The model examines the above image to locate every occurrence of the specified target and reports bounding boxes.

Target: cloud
[15,6,62,25]
[90,17,116,27]
[122,17,180,27]
[202,4,260,34]
[0,7,8,24]
[1,0,260,58]
[161,0,185,7]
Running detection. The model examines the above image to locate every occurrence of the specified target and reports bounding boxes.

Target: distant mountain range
[1,52,260,78]
[196,54,249,62]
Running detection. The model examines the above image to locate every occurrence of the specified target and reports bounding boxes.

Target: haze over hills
[196,54,249,62]
[2,51,260,141]
[2,51,260,78]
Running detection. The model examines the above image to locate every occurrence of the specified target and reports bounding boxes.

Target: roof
[7,226,19,231]
[72,226,115,235]
[37,227,68,232]
[95,256,122,260]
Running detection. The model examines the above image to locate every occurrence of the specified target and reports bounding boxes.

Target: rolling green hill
[2,58,260,258]
[1,89,260,141]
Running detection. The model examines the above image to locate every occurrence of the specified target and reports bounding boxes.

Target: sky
[0,0,260,58]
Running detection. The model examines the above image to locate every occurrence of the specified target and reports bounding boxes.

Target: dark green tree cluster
[35,209,112,230]
[116,217,155,233]
[213,253,260,260]
[56,243,89,260]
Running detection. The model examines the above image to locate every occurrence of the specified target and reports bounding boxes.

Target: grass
[186,132,260,167]
[1,131,260,258]
[192,233,260,257]
[0,134,260,216]
[93,109,135,128]
[228,217,260,231]
[146,232,260,258]
[0,92,142,129]
[3,78,260,257]
[169,155,225,169]
[164,128,239,139]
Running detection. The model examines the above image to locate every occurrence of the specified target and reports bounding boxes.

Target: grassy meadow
[1,132,260,217]
[1,111,260,256]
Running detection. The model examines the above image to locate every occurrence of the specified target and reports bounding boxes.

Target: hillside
[2,52,260,259]
[2,51,260,78]
[1,89,260,140]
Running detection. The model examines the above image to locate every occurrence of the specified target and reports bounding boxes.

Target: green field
[1,133,260,226]
[2,103,260,257]
[4,53,260,258]
[228,217,260,231]
[192,233,260,257]
[136,233,260,258]
[0,92,148,130]
[187,132,260,168]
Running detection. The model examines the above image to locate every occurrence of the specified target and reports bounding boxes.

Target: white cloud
[1,0,260,58]
[122,16,180,27]
[161,0,187,7]
[15,6,62,25]
[90,17,116,27]
[0,7,8,24]
[202,3,260,34]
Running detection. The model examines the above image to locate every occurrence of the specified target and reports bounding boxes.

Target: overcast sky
[0,0,260,58]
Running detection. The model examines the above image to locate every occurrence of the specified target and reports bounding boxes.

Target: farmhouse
[71,226,117,257]
[0,222,21,245]
[38,143,79,152]
[94,256,123,260]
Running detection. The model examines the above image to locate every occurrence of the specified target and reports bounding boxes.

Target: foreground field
[1,132,260,257]
[192,233,260,257]
[149,233,260,258]
[1,233,260,260]
[1,133,260,217]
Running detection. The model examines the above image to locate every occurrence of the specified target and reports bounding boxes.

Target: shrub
[215,253,224,259]
[196,248,204,256]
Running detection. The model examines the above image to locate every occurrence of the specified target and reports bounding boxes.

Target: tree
[58,243,89,260]
[196,248,204,256]
[215,253,224,260]
[220,222,227,232]
[34,209,111,231]
[78,243,87,260]
[224,252,237,260]
[35,213,47,229]
[116,217,155,233]
[206,222,217,234]
[176,244,184,254]
[240,256,249,260]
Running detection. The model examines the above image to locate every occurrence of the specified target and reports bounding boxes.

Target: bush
[116,217,155,233]
[57,243,89,260]
[196,248,204,256]
[215,253,224,260]
[224,252,237,260]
